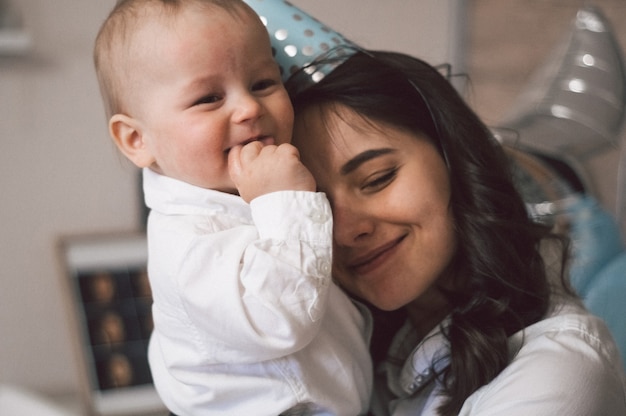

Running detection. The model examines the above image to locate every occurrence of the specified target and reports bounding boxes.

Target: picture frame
[57,232,166,416]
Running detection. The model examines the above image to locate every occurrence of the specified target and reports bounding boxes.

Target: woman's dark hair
[287,50,569,415]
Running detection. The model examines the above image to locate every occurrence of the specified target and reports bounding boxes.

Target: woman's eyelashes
[361,166,399,192]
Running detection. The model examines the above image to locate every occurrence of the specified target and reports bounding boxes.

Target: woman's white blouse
[372,299,626,415]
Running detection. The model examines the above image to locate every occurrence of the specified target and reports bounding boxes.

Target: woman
[287,50,626,415]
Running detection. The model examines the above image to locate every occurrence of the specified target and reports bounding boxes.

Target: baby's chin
[208,184,238,195]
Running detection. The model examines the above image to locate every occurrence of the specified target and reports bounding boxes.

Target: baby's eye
[252,79,278,91]
[193,94,221,106]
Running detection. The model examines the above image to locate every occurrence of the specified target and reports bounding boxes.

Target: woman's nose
[232,93,263,124]
[332,200,375,246]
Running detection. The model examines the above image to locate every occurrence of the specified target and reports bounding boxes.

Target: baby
[93,0,372,415]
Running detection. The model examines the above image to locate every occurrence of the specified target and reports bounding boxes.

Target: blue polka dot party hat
[243,0,358,84]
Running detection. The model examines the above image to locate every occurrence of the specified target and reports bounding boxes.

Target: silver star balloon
[500,5,626,159]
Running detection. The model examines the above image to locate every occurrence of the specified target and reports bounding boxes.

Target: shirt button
[317,260,331,275]
[310,210,329,223]
[408,375,424,392]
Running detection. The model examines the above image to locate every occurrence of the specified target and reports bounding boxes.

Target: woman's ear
[109,114,155,168]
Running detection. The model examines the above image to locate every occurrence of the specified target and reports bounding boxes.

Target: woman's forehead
[295,109,362,157]
[295,106,415,178]
[297,104,386,143]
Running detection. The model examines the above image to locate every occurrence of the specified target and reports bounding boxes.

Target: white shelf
[0,28,31,55]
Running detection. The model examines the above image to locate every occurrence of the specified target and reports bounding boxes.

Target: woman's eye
[363,168,398,191]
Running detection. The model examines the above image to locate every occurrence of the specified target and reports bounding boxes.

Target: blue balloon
[583,252,626,371]
[564,195,624,295]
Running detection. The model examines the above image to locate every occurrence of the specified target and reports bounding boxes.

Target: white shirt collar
[142,168,250,219]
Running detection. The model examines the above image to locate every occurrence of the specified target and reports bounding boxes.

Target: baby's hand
[228,142,316,203]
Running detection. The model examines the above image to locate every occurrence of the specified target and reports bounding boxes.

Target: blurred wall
[0,0,463,396]
[0,0,131,395]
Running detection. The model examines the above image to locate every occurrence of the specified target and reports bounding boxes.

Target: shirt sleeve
[171,191,333,364]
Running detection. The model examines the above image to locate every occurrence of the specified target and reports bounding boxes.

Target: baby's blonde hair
[94,0,256,119]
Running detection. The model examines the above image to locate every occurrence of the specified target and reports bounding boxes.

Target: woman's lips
[348,234,406,276]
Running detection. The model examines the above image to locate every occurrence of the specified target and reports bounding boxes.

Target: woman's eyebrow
[341,148,397,175]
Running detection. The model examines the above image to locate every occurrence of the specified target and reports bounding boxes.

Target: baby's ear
[109,114,155,168]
